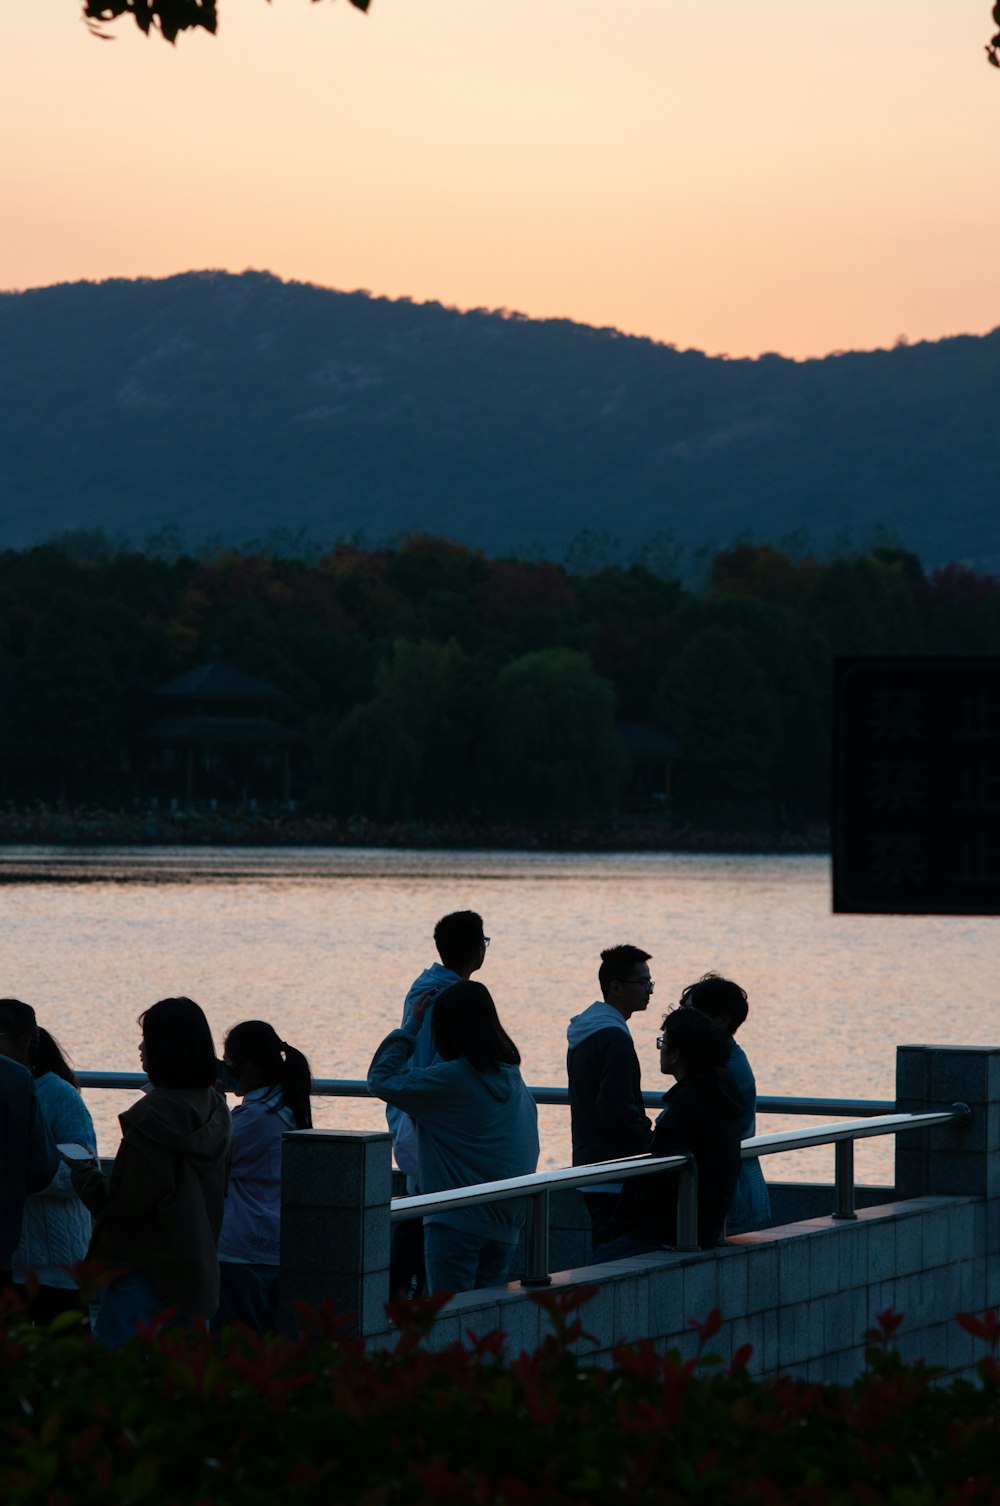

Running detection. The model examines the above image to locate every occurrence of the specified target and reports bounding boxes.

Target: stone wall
[280,1043,1000,1381]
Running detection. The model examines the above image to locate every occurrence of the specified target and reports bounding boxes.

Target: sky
[1,0,998,360]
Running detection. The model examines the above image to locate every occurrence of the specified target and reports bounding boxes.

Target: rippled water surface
[2,846,997,1184]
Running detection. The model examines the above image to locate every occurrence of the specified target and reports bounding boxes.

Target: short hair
[431,980,520,1072]
[662,1007,730,1073]
[139,997,218,1089]
[433,911,486,970]
[680,974,749,1033]
[598,944,652,998]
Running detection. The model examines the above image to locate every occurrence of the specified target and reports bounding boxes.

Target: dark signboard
[833,658,1000,915]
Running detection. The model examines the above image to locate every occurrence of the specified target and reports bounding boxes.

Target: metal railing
[390,1104,970,1286]
[74,1071,895,1119]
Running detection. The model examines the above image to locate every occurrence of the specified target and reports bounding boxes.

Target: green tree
[655,625,781,827]
[481,648,626,822]
[324,638,481,821]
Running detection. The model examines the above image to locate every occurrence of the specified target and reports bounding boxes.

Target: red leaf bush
[3,1285,1000,1504]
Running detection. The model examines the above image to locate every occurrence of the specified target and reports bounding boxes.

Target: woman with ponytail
[216,1020,312,1332]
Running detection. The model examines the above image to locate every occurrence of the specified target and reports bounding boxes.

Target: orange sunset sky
[2,0,997,359]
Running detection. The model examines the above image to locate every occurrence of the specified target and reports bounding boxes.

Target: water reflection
[1,846,995,1185]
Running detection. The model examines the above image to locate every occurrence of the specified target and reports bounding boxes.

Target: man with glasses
[387,910,490,1297]
[566,944,654,1242]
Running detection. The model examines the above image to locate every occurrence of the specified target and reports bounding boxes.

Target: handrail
[389,1104,971,1286]
[74,1071,896,1119]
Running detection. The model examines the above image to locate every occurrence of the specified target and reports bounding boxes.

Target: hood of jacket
[566,1000,633,1051]
[121,1086,231,1164]
[472,1059,525,1104]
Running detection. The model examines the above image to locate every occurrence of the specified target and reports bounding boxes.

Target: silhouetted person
[680,973,770,1233]
[387,910,490,1298]
[595,1006,743,1257]
[0,1052,58,1291]
[567,944,654,1242]
[0,1001,97,1327]
[369,980,538,1296]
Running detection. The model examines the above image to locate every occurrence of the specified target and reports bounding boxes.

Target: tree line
[1,533,998,831]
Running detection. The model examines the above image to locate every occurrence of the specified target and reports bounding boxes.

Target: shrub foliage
[3,1286,1000,1505]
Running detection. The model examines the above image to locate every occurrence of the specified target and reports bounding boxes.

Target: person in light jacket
[0,1005,98,1326]
[216,1019,312,1333]
[368,980,538,1296]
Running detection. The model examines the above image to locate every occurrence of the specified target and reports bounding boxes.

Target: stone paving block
[568,1279,617,1356]
[892,1216,924,1276]
[746,1247,779,1314]
[362,1270,391,1335]
[424,1314,462,1352]
[282,1129,391,1209]
[757,1312,780,1376]
[837,1347,865,1386]
[648,1263,686,1338]
[777,1239,811,1306]
[823,1290,863,1355]
[896,1046,930,1101]
[614,1276,650,1344]
[777,1301,811,1369]
[363,1141,393,1207]
[837,1224,868,1290]
[808,1232,842,1298]
[921,1207,954,1270]
[947,1319,976,1377]
[718,1249,748,1316]
[894,1147,928,1199]
[807,1297,827,1359]
[363,1207,390,1273]
[282,1207,363,1274]
[495,1294,541,1357]
[682,1257,719,1330]
[929,1048,989,1108]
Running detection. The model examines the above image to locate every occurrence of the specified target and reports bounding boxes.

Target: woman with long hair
[71,997,231,1348]
[368,980,539,1296]
[0,1000,96,1326]
[216,1020,312,1332]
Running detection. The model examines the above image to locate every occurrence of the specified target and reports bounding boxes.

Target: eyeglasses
[624,978,654,993]
[656,1034,674,1051]
[482,936,491,949]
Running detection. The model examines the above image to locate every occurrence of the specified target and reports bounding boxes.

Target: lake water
[1,846,997,1185]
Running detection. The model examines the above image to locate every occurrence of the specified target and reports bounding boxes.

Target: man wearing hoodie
[567,944,655,1241]
[387,909,489,1295]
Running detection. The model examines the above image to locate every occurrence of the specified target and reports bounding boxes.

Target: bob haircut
[431,980,521,1073]
[139,996,218,1089]
[0,997,39,1059]
[679,973,749,1033]
[662,1006,730,1075]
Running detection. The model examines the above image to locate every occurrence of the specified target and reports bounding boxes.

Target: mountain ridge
[2,270,997,567]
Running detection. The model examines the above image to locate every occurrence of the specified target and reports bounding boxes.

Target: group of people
[0,996,311,1346]
[0,907,770,1342]
[367,913,770,1299]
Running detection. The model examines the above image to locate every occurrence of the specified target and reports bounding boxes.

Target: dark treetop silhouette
[79,0,1000,68]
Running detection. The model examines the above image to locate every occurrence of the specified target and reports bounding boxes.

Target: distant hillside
[1,271,997,566]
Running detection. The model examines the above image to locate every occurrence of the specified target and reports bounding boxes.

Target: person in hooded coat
[72,997,231,1348]
[385,910,490,1297]
[368,980,538,1296]
[595,1007,743,1256]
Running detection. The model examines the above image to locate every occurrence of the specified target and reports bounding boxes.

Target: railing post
[675,1157,699,1251]
[520,1188,552,1287]
[832,1138,857,1220]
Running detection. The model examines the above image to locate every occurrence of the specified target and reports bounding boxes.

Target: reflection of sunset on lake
[1,848,996,1183]
[2,1,997,359]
